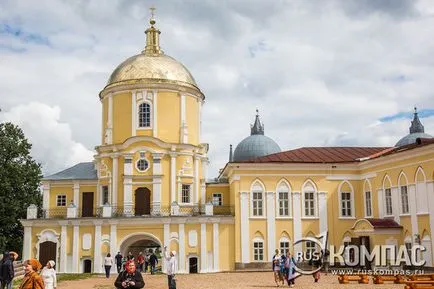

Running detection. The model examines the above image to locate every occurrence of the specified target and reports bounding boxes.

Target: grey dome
[395,108,433,147]
[233,135,281,161]
[396,132,433,147]
[232,110,281,161]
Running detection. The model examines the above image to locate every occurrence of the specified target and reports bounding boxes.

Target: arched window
[138,102,151,128]
[383,175,393,216]
[338,181,354,218]
[276,180,291,217]
[252,236,264,261]
[302,180,317,218]
[279,235,291,256]
[363,179,373,217]
[251,180,265,217]
[398,172,409,215]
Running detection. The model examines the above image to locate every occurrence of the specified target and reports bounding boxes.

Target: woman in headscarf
[114,260,144,289]
[40,260,57,289]
[19,259,44,289]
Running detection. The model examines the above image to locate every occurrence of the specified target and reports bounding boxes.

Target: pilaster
[240,192,249,263]
[94,220,103,273]
[266,192,275,261]
[200,223,207,273]
[72,221,80,273]
[178,223,185,273]
[213,223,219,272]
[292,191,302,255]
[318,191,328,233]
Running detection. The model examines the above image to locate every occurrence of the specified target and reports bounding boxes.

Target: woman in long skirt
[285,252,296,287]
[272,249,284,287]
[41,260,57,289]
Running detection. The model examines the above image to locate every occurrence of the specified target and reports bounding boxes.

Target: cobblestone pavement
[58,272,404,289]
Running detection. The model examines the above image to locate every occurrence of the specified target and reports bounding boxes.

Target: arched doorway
[39,241,56,267]
[135,188,151,216]
[119,233,162,261]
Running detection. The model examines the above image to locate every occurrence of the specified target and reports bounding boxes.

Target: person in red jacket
[137,252,145,273]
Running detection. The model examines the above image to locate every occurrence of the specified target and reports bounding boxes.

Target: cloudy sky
[1,0,434,178]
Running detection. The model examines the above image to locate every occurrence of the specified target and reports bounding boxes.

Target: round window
[136,159,149,172]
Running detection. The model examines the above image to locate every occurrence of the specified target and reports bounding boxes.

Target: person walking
[272,249,284,287]
[0,251,14,289]
[40,260,57,289]
[104,253,114,278]
[284,252,297,288]
[144,251,150,273]
[137,252,144,273]
[19,259,44,289]
[163,246,176,289]
[115,252,123,273]
[149,250,158,275]
[114,260,144,289]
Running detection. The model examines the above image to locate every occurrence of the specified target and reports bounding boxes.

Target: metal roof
[43,162,97,180]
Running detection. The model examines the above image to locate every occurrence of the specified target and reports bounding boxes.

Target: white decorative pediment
[101,234,110,243]
[188,230,197,247]
[37,230,59,243]
[170,232,179,240]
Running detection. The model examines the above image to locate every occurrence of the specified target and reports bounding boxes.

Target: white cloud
[1,0,434,178]
[0,102,94,175]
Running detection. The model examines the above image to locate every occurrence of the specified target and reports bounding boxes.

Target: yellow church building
[21,15,434,274]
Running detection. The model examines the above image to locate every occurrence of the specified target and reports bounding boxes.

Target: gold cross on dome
[150,6,156,19]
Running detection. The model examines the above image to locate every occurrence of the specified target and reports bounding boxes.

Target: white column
[60,222,67,273]
[391,187,400,224]
[73,182,80,207]
[180,94,188,143]
[112,155,119,208]
[198,100,202,144]
[163,222,170,273]
[194,156,200,204]
[94,221,102,273]
[152,90,158,137]
[200,223,207,273]
[72,222,79,273]
[178,223,185,273]
[427,182,434,263]
[131,90,136,136]
[152,153,163,214]
[42,183,50,211]
[213,223,219,272]
[110,222,118,273]
[292,192,302,256]
[240,192,250,263]
[23,225,32,261]
[106,93,113,144]
[201,159,208,205]
[170,153,177,204]
[377,189,384,218]
[266,192,275,261]
[123,156,133,215]
[408,185,419,244]
[318,192,328,234]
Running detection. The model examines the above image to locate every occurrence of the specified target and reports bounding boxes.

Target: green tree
[0,122,42,256]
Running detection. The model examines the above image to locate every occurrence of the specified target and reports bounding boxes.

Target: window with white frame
[102,186,109,205]
[365,191,372,217]
[253,240,264,261]
[305,240,316,260]
[304,191,315,217]
[278,191,289,216]
[252,191,263,216]
[212,193,222,206]
[57,195,66,206]
[385,188,393,215]
[401,186,409,214]
[136,159,149,172]
[181,184,191,203]
[341,192,352,217]
[138,102,151,128]
[280,239,290,256]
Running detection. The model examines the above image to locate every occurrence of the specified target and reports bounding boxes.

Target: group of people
[1,251,57,289]
[112,250,159,276]
[114,246,177,289]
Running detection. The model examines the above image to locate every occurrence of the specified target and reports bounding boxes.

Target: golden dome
[104,14,199,91]
[106,53,198,89]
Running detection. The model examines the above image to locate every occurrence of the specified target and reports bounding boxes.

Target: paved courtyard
[57,272,405,289]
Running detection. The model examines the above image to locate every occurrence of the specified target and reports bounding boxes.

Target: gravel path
[57,272,404,289]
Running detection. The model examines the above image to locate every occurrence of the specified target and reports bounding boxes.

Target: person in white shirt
[164,246,176,289]
[40,260,57,289]
[104,253,114,278]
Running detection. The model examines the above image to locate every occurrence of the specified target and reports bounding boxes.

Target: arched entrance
[119,233,162,261]
[135,188,151,216]
[39,241,56,267]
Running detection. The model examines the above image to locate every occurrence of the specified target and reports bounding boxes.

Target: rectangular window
[278,192,289,216]
[304,192,315,217]
[182,184,191,203]
[280,241,290,256]
[385,188,393,215]
[252,192,263,216]
[138,103,151,128]
[102,186,109,205]
[253,242,264,261]
[56,195,66,207]
[212,193,223,206]
[306,241,315,260]
[341,192,352,217]
[365,191,372,217]
[401,186,409,214]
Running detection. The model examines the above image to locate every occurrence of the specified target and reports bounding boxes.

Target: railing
[31,204,234,219]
